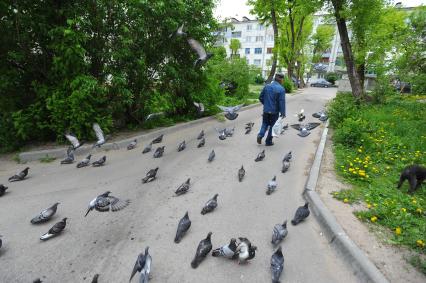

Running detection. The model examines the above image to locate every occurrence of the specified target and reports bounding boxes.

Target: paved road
[0,87,359,283]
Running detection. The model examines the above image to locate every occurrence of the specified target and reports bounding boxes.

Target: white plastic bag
[272,116,283,137]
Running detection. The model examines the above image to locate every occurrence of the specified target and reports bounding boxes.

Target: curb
[303,120,389,283]
[18,103,261,162]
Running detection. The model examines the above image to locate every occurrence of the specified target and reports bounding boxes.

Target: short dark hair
[275,73,284,80]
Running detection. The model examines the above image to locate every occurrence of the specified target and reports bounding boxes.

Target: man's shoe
[257,136,262,144]
[265,142,274,146]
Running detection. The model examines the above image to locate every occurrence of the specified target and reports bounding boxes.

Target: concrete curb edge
[303,120,389,283]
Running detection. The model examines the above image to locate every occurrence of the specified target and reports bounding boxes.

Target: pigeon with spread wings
[187,38,213,68]
[290,123,320,137]
[217,104,243,120]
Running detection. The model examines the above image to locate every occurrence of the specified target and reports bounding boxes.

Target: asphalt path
[0,87,360,283]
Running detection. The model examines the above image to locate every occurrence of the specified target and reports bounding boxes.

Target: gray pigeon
[217,104,243,120]
[152,134,163,144]
[208,150,215,162]
[282,151,292,162]
[201,194,218,215]
[153,146,165,158]
[91,274,99,283]
[236,238,251,264]
[8,167,29,182]
[290,123,320,137]
[215,127,227,140]
[92,123,106,148]
[282,160,290,173]
[187,38,213,68]
[169,23,187,38]
[129,251,146,282]
[0,184,8,197]
[271,246,284,283]
[130,247,151,283]
[174,211,191,243]
[127,139,137,150]
[272,220,288,246]
[212,238,237,259]
[40,218,67,241]
[76,155,91,168]
[31,202,60,224]
[224,127,235,137]
[191,232,213,268]
[64,133,84,150]
[312,111,328,122]
[266,176,277,195]
[197,138,205,148]
[255,150,265,162]
[142,142,153,154]
[142,167,159,183]
[197,130,205,140]
[178,140,186,152]
[175,178,191,196]
[85,191,130,217]
[238,166,245,182]
[297,109,306,122]
[291,202,310,225]
[194,102,205,116]
[92,156,106,167]
[60,147,75,164]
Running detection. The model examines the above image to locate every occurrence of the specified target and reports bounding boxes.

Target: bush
[325,72,338,85]
[282,77,294,93]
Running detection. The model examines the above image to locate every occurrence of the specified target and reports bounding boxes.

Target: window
[255,36,263,42]
[231,31,242,38]
[245,36,251,42]
[254,59,261,65]
[254,48,262,54]
[247,25,252,31]
[267,48,273,54]
[245,48,250,54]
[268,35,274,42]
[258,24,264,30]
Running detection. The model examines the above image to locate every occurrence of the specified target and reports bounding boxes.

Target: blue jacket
[259,81,286,116]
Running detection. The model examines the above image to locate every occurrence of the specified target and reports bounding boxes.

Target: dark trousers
[258,112,279,144]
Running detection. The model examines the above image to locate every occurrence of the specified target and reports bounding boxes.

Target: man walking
[257,73,286,146]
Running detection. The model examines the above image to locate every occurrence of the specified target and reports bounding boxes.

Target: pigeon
[127,139,137,150]
[33,279,42,283]
[129,251,146,282]
[271,246,284,283]
[174,211,191,243]
[146,112,164,121]
[245,127,252,135]
[224,127,235,137]
[248,245,257,260]
[85,191,130,217]
[272,220,288,246]
[40,218,67,241]
[142,142,153,154]
[142,167,159,183]
[91,274,99,283]
[280,123,289,135]
[282,160,290,173]
[65,133,84,150]
[282,151,292,162]
[312,111,328,122]
[238,165,245,182]
[152,134,163,144]
[201,194,218,215]
[178,140,186,152]
[76,154,91,168]
[8,167,29,182]
[212,238,237,259]
[291,202,310,225]
[92,156,106,167]
[187,38,213,68]
[130,247,151,283]
[60,147,75,164]
[169,23,187,38]
[255,150,265,162]
[191,232,213,268]
[153,146,165,158]
[194,102,205,116]
[236,238,250,264]
[266,176,277,195]
[175,178,191,196]
[197,130,205,140]
[92,123,106,148]
[296,109,305,122]
[0,235,2,249]
[208,150,215,162]
[217,104,243,120]
[197,138,205,148]
[31,203,60,224]
[290,123,320,137]
[0,184,8,197]
[215,127,227,140]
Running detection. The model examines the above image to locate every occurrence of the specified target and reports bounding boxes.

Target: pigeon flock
[0,106,328,282]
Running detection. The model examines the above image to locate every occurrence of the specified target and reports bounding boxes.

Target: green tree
[311,24,335,63]
[229,38,241,56]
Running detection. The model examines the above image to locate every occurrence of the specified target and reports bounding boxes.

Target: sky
[214,0,426,20]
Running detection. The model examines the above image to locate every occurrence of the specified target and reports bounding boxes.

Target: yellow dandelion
[416,240,425,248]
[401,208,407,213]
[395,227,402,235]
[367,204,372,209]
[412,199,417,204]
[416,208,422,214]
[343,198,349,203]
[370,216,378,222]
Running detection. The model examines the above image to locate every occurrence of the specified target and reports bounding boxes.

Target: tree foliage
[311,24,335,63]
[229,38,241,56]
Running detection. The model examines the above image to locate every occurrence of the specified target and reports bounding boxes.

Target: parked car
[310,78,332,88]
[393,81,411,93]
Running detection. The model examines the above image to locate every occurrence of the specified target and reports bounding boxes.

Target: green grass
[408,255,426,275]
[249,84,264,94]
[39,155,56,163]
[329,92,426,262]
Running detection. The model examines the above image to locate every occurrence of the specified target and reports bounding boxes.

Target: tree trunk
[331,0,364,98]
[266,3,278,83]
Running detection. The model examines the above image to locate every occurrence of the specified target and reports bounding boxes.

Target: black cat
[397,164,426,194]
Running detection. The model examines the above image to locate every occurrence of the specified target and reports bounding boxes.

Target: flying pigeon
[127,139,137,150]
[92,123,106,148]
[282,151,292,162]
[272,220,288,246]
[271,246,284,283]
[290,123,320,137]
[142,142,153,154]
[194,102,205,116]
[145,112,165,121]
[197,138,205,148]
[214,127,227,140]
[174,211,191,243]
[296,109,305,122]
[60,147,75,164]
[153,146,165,158]
[65,133,84,150]
[85,191,130,217]
[191,232,213,268]
[175,178,191,196]
[169,23,187,38]
[8,167,29,182]
[282,160,290,173]
[291,202,310,225]
[208,150,215,162]
[312,111,328,122]
[187,38,213,68]
[224,127,235,137]
[178,140,186,152]
[76,154,91,168]
[217,104,243,120]
[92,156,106,167]
[40,218,67,241]
[255,150,265,162]
[0,184,8,197]
[238,165,245,182]
[142,167,159,183]
[201,194,218,215]
[236,238,250,264]
[212,238,237,259]
[130,247,151,283]
[31,203,60,224]
[197,130,204,140]
[152,134,163,144]
[266,176,277,195]
[91,274,99,283]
